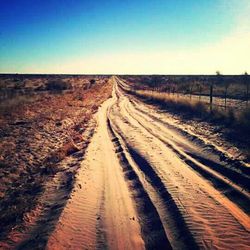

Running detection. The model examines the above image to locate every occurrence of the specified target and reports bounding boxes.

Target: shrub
[89,79,96,85]
[45,80,72,91]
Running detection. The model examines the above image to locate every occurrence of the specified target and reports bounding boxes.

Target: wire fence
[123,75,250,112]
[171,93,249,111]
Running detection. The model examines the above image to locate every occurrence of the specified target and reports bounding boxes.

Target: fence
[124,75,250,111]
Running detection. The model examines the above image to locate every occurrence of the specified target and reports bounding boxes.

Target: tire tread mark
[123,102,250,214]
[107,118,172,250]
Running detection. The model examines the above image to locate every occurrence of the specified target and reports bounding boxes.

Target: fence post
[224,84,228,109]
[246,72,249,106]
[242,72,249,107]
[210,84,213,111]
[199,85,202,101]
[247,82,249,106]
[189,85,193,100]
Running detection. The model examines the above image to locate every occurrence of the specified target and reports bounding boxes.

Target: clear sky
[0,0,249,74]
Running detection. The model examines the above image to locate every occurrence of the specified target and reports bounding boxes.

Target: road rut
[46,76,250,250]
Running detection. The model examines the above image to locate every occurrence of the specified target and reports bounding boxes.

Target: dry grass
[136,90,207,114]
[0,76,113,240]
[134,89,250,132]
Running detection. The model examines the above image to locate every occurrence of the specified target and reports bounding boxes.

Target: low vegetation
[0,75,112,240]
[121,74,250,135]
[45,79,72,91]
[122,73,249,107]
[120,76,250,161]
[133,89,250,132]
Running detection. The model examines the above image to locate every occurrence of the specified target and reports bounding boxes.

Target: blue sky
[0,0,249,74]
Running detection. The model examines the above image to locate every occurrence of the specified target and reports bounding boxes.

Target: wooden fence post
[210,84,213,111]
[224,84,228,109]
[245,72,249,106]
[242,72,249,107]
[189,85,193,100]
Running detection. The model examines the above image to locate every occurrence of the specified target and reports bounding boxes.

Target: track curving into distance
[45,76,250,250]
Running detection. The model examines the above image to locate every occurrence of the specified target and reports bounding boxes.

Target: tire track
[117,77,250,178]
[47,88,145,250]
[127,146,199,250]
[110,77,250,249]
[130,97,250,179]
[107,118,172,250]
[122,91,250,214]
[108,108,199,249]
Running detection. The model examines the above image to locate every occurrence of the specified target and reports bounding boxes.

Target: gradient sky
[0,0,249,74]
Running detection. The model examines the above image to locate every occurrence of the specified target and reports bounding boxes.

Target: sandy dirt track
[45,76,250,250]
[3,76,249,250]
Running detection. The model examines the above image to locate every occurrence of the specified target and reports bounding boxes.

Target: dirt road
[5,76,248,250]
[46,76,250,249]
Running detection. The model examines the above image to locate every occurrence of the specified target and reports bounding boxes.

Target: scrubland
[0,75,112,241]
[0,75,249,250]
